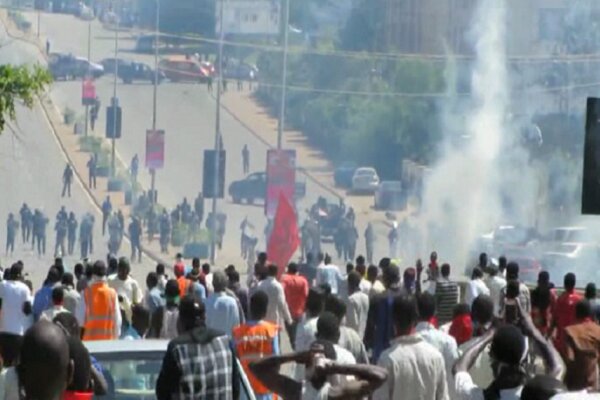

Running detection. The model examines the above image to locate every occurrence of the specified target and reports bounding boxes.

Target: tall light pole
[210,0,224,263]
[150,0,159,203]
[84,20,91,136]
[36,10,40,37]
[276,0,289,149]
[111,13,119,178]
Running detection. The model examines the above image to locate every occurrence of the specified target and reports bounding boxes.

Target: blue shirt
[316,264,343,294]
[190,281,206,301]
[145,287,164,314]
[205,292,240,337]
[33,284,54,321]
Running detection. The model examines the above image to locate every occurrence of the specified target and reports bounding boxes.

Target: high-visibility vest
[232,321,279,396]
[177,276,191,298]
[82,281,117,341]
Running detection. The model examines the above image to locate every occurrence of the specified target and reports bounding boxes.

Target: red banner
[81,79,95,106]
[265,149,296,218]
[267,192,300,277]
[145,129,165,169]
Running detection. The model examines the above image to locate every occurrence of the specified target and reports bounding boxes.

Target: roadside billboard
[145,129,165,169]
[266,149,296,218]
[81,78,96,106]
[215,0,280,35]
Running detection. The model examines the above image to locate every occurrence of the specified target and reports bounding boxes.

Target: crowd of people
[0,249,599,399]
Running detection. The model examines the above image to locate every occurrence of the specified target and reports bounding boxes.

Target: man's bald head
[18,321,72,400]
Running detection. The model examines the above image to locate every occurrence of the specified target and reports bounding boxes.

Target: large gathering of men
[0,245,599,400]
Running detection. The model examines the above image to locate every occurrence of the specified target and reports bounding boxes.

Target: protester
[520,375,566,400]
[373,294,449,400]
[33,267,60,320]
[366,264,385,296]
[202,263,214,294]
[324,295,369,364]
[61,272,81,315]
[0,263,33,366]
[552,273,583,356]
[205,271,241,337]
[416,292,459,398]
[156,296,240,400]
[254,264,292,332]
[156,263,167,293]
[280,262,309,348]
[466,267,490,307]
[364,264,405,362]
[122,304,150,340]
[345,271,369,339]
[250,341,388,399]
[315,254,343,295]
[563,299,600,391]
[453,300,562,400]
[316,311,356,366]
[499,261,531,313]
[295,287,325,352]
[227,270,248,319]
[232,290,279,399]
[76,260,121,341]
[144,272,164,314]
[173,262,192,298]
[484,262,506,316]
[17,321,72,400]
[584,282,600,322]
[187,259,207,302]
[148,280,180,339]
[39,286,70,322]
[431,263,460,325]
[448,304,473,346]
[531,271,557,337]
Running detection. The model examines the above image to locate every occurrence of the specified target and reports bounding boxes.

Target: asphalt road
[0,22,155,289]
[21,10,395,268]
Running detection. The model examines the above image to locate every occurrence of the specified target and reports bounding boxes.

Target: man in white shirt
[108,258,143,305]
[202,263,214,294]
[366,265,385,296]
[315,254,343,295]
[255,264,292,328]
[39,287,70,322]
[345,271,369,339]
[415,292,458,398]
[484,264,506,316]
[374,294,449,400]
[465,267,490,307]
[0,263,33,366]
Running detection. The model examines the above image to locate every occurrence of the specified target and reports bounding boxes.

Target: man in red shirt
[280,262,308,349]
[553,272,583,356]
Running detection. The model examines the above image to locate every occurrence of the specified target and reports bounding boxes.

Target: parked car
[84,340,256,400]
[118,61,166,84]
[541,242,600,285]
[228,172,306,204]
[158,56,213,82]
[351,167,380,194]
[476,225,541,257]
[374,180,405,210]
[49,54,104,80]
[334,162,357,188]
[544,226,593,250]
[100,58,129,74]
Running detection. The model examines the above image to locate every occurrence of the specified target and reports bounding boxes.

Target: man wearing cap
[453,300,562,400]
[156,296,240,400]
[76,260,121,341]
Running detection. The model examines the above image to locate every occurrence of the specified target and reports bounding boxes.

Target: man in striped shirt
[431,263,460,325]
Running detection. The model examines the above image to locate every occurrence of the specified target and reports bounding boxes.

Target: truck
[228,172,306,204]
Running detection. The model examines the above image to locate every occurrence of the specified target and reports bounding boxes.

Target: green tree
[0,65,51,134]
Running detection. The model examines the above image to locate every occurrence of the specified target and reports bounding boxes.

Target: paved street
[18,10,395,269]
[0,22,155,288]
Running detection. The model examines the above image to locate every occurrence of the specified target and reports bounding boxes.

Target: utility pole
[84,20,91,137]
[276,0,289,149]
[36,10,40,37]
[210,0,224,263]
[111,14,119,178]
[150,0,159,203]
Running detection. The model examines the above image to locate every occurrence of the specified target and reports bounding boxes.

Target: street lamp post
[210,0,224,263]
[84,20,91,137]
[36,10,40,37]
[276,0,289,149]
[111,14,119,178]
[150,0,159,203]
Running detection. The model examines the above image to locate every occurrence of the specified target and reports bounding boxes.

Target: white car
[351,167,380,193]
[84,340,256,400]
[541,242,600,284]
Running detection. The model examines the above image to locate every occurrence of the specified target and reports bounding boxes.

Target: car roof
[355,167,376,173]
[84,339,169,353]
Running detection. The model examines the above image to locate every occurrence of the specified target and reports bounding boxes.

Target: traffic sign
[106,106,122,139]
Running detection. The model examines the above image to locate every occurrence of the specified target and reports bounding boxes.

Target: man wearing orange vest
[174,262,192,298]
[76,260,121,341]
[232,290,279,400]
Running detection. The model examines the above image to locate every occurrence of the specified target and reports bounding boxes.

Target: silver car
[351,167,380,194]
[84,340,256,400]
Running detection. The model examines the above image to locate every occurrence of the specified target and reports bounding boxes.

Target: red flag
[267,193,300,277]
